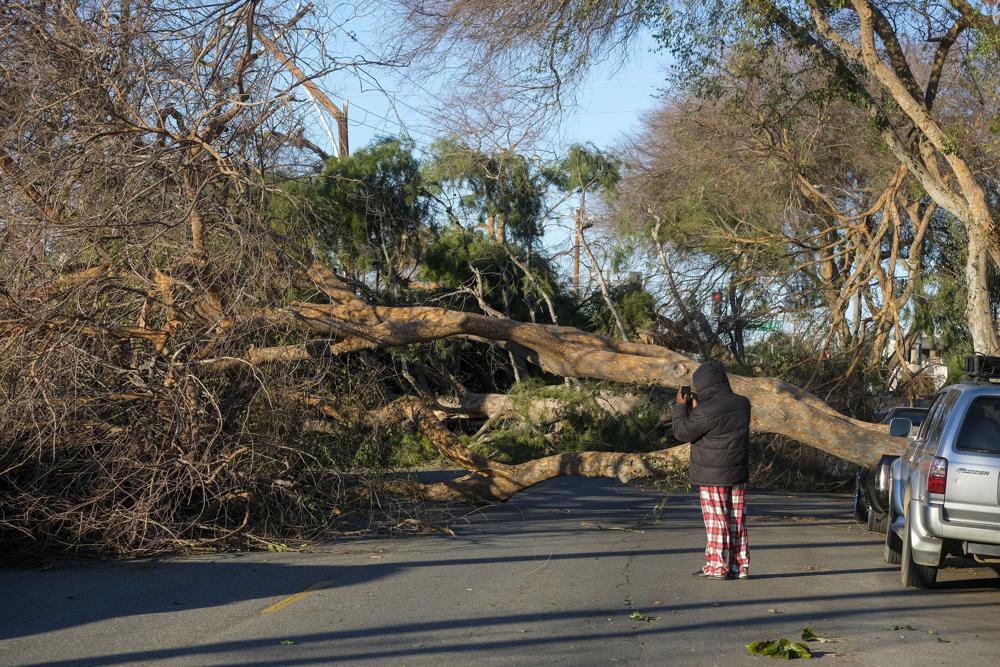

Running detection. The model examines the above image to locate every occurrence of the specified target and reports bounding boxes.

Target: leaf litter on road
[746,639,813,659]
[629,611,659,622]
[580,521,644,533]
[801,627,839,643]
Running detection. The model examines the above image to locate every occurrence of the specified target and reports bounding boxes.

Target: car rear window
[894,409,927,426]
[956,397,1000,454]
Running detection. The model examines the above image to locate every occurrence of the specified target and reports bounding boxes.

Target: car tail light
[928,457,948,495]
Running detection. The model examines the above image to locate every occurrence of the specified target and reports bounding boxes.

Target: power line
[346,101,441,142]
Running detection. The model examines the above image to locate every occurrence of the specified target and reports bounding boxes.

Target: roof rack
[963,354,1000,383]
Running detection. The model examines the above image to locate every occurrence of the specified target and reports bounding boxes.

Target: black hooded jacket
[671,360,751,486]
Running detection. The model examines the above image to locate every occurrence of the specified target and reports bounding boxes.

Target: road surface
[2,477,998,666]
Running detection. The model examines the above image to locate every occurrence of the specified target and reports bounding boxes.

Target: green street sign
[751,320,781,332]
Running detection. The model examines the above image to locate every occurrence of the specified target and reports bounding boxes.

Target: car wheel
[883,480,902,564]
[867,508,888,534]
[853,472,868,523]
[901,506,938,589]
[884,522,902,564]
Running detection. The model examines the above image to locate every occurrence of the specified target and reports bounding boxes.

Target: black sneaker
[691,570,727,580]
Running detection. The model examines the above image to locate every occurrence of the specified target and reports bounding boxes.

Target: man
[672,360,751,580]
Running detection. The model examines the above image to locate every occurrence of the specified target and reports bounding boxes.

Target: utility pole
[573,188,587,294]
[338,101,349,157]
[573,206,582,294]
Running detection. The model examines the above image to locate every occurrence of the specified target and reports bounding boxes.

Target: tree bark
[438,390,654,422]
[965,227,997,355]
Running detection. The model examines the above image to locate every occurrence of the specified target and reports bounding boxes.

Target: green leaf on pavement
[801,627,836,643]
[629,611,659,622]
[746,639,813,659]
[280,640,294,646]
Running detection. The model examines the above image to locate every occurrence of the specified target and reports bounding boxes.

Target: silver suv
[884,356,1000,589]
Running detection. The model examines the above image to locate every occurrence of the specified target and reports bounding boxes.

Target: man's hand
[676,388,698,408]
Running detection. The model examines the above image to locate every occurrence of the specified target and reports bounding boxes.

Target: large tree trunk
[438,390,654,422]
[237,263,904,486]
[380,397,690,502]
[966,223,1000,355]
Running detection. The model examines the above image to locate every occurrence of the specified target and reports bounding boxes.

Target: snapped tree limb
[240,263,904,472]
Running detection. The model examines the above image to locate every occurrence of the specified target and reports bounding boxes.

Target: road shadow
[0,537,897,643]
[0,558,395,642]
[747,566,897,580]
[19,588,1000,666]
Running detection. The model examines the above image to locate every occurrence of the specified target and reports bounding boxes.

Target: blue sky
[311,20,673,159]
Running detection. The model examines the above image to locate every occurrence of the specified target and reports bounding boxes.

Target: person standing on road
[672,360,751,581]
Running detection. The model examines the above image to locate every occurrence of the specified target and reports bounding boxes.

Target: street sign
[750,320,781,332]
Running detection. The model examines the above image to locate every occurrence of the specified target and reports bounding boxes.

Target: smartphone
[681,385,692,401]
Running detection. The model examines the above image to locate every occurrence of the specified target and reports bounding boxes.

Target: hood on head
[692,360,732,401]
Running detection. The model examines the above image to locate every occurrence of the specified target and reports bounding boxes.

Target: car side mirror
[888,417,912,438]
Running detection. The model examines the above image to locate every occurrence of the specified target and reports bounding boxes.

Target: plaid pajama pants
[699,483,749,577]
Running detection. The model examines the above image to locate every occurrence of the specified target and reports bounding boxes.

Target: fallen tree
[41,257,900,465]
[26,258,903,471]
[3,255,903,517]
[269,261,904,472]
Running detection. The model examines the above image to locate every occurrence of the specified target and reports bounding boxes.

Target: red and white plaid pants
[699,483,749,577]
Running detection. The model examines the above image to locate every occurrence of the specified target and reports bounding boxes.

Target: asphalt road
[2,477,999,666]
